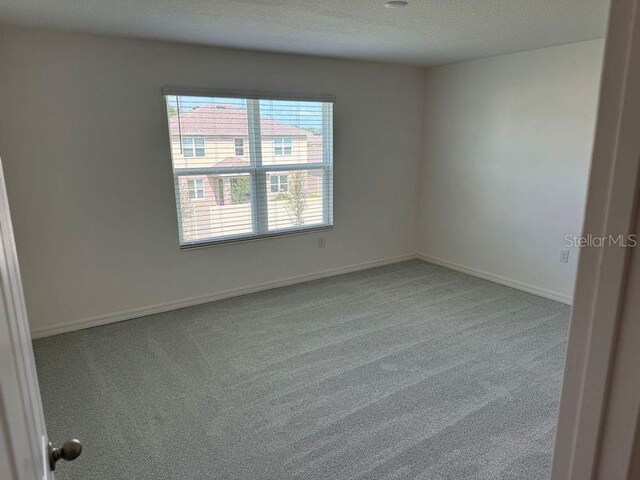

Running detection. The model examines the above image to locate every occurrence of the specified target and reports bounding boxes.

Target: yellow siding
[170,135,310,168]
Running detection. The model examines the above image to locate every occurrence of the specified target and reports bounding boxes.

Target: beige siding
[169,135,309,168]
[261,136,309,166]
[170,135,247,168]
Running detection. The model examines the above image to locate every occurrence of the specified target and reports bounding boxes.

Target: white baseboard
[31,252,572,339]
[30,253,417,339]
[416,253,573,305]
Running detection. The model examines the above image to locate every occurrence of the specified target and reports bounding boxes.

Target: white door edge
[0,157,52,480]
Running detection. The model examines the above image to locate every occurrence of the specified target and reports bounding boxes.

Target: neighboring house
[167,104,325,240]
[168,104,323,207]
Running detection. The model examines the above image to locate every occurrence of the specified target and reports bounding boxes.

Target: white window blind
[164,91,334,247]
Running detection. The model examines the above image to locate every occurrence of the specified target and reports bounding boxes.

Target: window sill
[179,224,333,250]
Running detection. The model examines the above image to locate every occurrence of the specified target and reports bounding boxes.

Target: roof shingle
[168,104,313,137]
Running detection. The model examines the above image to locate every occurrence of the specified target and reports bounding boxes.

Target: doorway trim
[551,0,640,478]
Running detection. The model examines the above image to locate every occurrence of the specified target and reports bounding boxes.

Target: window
[274,137,292,155]
[187,179,205,199]
[270,174,288,193]
[234,138,244,156]
[164,92,334,247]
[182,137,205,157]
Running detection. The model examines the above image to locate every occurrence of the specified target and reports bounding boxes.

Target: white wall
[418,40,604,302]
[0,27,423,336]
[0,27,606,336]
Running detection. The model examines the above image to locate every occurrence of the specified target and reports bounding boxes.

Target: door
[0,158,81,479]
[0,156,51,479]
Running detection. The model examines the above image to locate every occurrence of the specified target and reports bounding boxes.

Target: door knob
[48,439,83,471]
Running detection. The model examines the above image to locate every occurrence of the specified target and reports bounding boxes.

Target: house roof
[168,104,313,137]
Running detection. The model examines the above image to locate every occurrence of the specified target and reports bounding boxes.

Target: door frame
[551,0,640,478]
[0,157,51,480]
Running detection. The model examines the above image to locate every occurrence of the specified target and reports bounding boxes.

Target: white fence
[182,197,324,241]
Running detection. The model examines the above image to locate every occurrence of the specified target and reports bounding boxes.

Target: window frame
[270,174,288,193]
[274,137,293,156]
[163,87,335,249]
[234,137,245,156]
[187,178,205,199]
[182,137,205,157]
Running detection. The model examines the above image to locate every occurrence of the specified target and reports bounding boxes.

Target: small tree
[284,171,307,226]
[230,176,250,204]
[167,105,179,117]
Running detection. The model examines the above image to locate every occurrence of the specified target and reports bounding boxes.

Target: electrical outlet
[559,250,570,263]
[317,237,326,248]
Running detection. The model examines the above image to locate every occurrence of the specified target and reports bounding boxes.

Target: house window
[187,179,205,199]
[274,137,292,155]
[270,174,288,193]
[165,92,334,247]
[234,138,245,156]
[182,137,205,157]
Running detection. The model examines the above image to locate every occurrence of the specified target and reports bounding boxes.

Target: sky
[166,95,325,130]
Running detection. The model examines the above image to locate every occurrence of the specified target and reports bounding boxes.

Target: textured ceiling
[0,0,609,66]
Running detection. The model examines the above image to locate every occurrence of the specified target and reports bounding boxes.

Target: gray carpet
[33,260,569,480]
